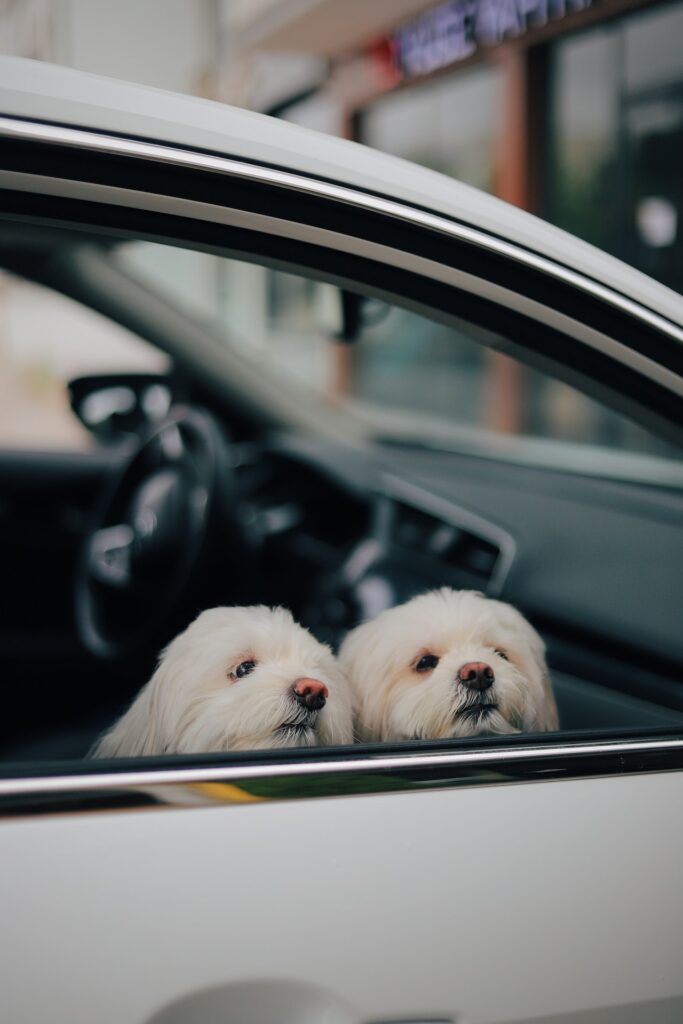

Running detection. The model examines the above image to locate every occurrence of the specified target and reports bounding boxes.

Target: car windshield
[115,240,682,483]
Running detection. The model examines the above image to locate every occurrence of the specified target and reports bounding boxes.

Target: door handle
[147,979,459,1024]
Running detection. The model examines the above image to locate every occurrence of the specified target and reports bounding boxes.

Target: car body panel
[2,772,683,1024]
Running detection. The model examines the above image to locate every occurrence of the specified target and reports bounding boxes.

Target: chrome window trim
[2,168,682,398]
[0,116,682,348]
[1,737,681,818]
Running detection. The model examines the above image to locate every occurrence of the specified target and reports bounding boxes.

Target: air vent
[442,530,499,580]
[393,503,442,551]
[392,500,502,588]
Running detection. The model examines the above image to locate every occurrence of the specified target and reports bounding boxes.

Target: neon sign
[391,0,593,77]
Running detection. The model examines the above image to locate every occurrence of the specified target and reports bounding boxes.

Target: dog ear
[534,666,560,731]
[337,622,373,698]
[524,622,560,732]
[90,660,170,758]
[337,625,365,729]
[338,620,391,741]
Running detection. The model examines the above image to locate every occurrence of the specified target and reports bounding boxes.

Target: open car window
[1,226,681,780]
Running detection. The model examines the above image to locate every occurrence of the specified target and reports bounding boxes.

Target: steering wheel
[75,406,249,659]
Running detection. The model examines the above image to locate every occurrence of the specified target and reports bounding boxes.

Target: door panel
[2,772,681,1024]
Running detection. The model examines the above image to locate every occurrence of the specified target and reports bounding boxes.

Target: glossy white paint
[1,773,682,1024]
[0,56,681,329]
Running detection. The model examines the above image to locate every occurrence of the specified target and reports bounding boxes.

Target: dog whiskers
[455,702,498,722]
[278,709,319,735]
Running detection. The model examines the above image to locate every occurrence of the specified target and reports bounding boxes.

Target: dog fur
[92,606,354,756]
[339,588,559,741]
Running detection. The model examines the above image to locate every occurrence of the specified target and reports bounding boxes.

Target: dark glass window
[546,2,683,293]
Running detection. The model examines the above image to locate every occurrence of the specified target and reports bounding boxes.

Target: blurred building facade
[0,0,217,94]
[223,0,683,297]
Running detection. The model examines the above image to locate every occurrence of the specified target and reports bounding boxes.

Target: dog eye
[415,654,439,672]
[494,649,509,661]
[232,660,257,680]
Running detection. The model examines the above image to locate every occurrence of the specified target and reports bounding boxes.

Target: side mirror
[68,374,173,443]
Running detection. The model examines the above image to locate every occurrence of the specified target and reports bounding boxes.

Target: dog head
[93,606,353,756]
[339,588,558,741]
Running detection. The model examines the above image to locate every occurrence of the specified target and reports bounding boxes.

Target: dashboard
[3,411,682,765]
[234,433,683,730]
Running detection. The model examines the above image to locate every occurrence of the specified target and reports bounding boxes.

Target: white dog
[339,588,559,741]
[92,606,354,756]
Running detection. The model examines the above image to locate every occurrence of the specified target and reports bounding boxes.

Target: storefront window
[359,62,502,193]
[545,27,620,253]
[546,1,683,293]
[623,2,683,92]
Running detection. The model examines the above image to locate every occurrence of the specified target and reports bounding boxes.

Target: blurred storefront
[236,0,683,296]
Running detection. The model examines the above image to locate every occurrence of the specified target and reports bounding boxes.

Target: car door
[1,71,682,1024]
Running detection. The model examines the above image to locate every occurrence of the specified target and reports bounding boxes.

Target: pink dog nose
[458,662,495,691]
[292,677,329,711]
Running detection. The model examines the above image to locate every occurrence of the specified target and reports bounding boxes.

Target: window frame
[0,114,682,813]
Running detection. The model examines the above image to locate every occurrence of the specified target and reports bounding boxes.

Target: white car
[1,57,682,1024]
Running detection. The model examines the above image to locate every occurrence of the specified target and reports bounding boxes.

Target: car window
[2,230,682,772]
[117,241,681,478]
[0,271,168,449]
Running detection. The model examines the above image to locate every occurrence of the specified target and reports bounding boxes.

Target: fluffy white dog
[339,588,559,741]
[92,606,354,756]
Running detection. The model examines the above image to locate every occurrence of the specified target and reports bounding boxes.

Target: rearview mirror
[313,284,391,342]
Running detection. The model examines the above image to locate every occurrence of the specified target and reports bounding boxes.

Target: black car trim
[0,119,681,369]
[1,113,682,336]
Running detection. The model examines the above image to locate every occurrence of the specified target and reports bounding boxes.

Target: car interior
[1,220,682,767]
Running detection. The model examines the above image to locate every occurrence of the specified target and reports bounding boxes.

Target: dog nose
[458,662,495,691]
[292,678,329,710]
